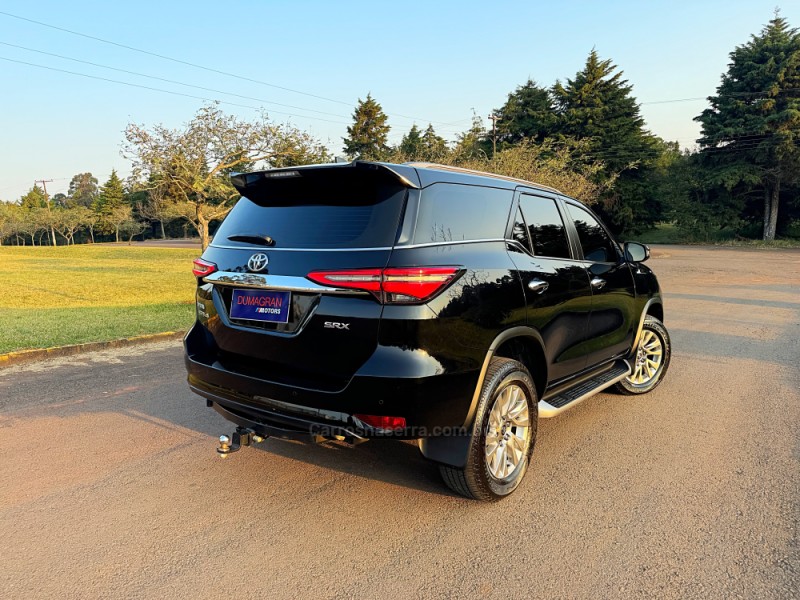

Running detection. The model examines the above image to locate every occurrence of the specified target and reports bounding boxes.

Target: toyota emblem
[247,253,269,272]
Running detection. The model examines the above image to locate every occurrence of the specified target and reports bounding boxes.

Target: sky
[1,0,798,201]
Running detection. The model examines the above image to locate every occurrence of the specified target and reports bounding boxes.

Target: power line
[0,55,352,125]
[0,9,462,128]
[0,41,356,121]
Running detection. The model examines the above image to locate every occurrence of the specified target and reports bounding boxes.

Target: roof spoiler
[231,161,420,196]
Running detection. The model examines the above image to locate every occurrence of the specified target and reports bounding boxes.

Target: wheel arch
[630,296,664,355]
[419,326,547,469]
[462,326,547,429]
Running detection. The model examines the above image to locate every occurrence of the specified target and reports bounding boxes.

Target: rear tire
[615,315,671,395]
[439,357,537,501]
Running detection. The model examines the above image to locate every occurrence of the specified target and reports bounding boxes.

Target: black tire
[615,315,671,395]
[439,357,538,501]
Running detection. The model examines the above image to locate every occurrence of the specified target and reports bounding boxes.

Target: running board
[538,360,632,418]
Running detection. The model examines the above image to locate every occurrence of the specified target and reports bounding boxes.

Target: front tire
[615,315,671,395]
[439,358,538,501]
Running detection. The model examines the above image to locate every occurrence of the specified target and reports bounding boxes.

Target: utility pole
[488,114,502,160]
[35,179,57,246]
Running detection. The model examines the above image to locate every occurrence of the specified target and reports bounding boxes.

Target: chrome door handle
[528,279,549,294]
[590,277,606,290]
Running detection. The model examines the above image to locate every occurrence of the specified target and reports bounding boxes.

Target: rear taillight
[192,258,217,278]
[307,266,461,304]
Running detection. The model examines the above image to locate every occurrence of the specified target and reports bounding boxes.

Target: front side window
[518,195,571,259]
[569,204,619,263]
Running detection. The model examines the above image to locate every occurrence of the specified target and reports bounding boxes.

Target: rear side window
[214,177,407,249]
[518,195,571,259]
[568,204,619,263]
[412,184,513,244]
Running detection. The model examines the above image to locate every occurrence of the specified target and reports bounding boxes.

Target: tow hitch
[216,427,267,458]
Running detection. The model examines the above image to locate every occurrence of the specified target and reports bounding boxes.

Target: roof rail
[404,162,563,195]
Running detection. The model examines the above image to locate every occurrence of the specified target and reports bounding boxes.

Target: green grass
[630,223,800,248]
[0,245,199,353]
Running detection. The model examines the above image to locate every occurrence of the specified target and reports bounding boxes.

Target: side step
[538,360,631,418]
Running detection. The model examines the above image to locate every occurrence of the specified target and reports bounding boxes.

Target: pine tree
[495,80,558,145]
[95,170,127,242]
[96,170,125,212]
[552,50,659,231]
[695,14,800,240]
[399,124,424,159]
[420,124,449,161]
[553,50,656,175]
[342,93,390,160]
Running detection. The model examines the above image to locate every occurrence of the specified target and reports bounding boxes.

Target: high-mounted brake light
[192,258,217,278]
[307,266,461,304]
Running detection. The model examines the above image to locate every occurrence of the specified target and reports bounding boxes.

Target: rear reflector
[354,414,407,431]
[307,266,461,304]
[192,258,217,277]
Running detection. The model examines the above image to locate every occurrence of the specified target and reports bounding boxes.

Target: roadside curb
[0,331,186,368]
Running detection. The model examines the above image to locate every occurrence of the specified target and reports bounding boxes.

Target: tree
[420,124,449,161]
[495,80,558,145]
[451,113,489,160]
[19,185,46,209]
[54,206,92,245]
[552,50,659,231]
[399,124,424,159]
[67,173,99,207]
[93,170,127,242]
[695,13,800,240]
[124,104,329,250]
[342,93,390,160]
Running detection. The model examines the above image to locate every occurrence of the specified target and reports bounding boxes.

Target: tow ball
[217,427,267,458]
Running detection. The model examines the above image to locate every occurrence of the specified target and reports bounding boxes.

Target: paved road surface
[1,246,798,599]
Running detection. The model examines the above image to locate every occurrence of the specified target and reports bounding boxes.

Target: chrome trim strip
[537,361,631,418]
[203,271,368,295]
[208,244,394,252]
[209,238,508,252]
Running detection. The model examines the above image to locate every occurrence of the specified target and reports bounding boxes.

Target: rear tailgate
[195,163,418,392]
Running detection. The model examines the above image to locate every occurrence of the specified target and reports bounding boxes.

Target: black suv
[184,161,670,500]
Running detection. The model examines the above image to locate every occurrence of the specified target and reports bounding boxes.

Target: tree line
[1,13,797,247]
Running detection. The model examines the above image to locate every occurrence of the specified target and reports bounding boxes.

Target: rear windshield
[214,173,407,249]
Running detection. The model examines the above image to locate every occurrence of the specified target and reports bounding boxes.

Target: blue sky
[1,0,797,200]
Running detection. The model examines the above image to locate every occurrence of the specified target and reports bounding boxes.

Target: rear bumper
[184,322,478,439]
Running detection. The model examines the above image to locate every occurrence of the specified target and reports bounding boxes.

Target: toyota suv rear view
[184,161,670,501]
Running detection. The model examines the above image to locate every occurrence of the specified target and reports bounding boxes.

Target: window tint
[569,204,619,263]
[511,208,531,250]
[413,184,513,243]
[518,195,571,259]
[214,183,406,249]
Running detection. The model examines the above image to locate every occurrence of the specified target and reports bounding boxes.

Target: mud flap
[418,435,472,468]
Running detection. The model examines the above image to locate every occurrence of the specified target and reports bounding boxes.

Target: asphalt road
[1,245,798,599]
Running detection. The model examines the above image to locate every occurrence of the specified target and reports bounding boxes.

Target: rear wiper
[227,234,275,246]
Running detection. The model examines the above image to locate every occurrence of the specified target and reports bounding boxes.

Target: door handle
[528,279,549,294]
[590,277,606,290]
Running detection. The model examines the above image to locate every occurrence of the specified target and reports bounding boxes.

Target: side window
[518,195,572,259]
[511,208,531,251]
[569,204,619,263]
[413,184,513,243]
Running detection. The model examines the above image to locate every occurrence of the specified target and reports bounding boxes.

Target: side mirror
[624,241,650,263]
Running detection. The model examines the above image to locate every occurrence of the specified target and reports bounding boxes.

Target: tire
[615,315,671,395]
[439,357,538,501]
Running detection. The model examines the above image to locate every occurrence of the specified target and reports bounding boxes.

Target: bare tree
[124,104,329,250]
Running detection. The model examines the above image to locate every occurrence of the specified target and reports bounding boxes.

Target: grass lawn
[0,245,199,353]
